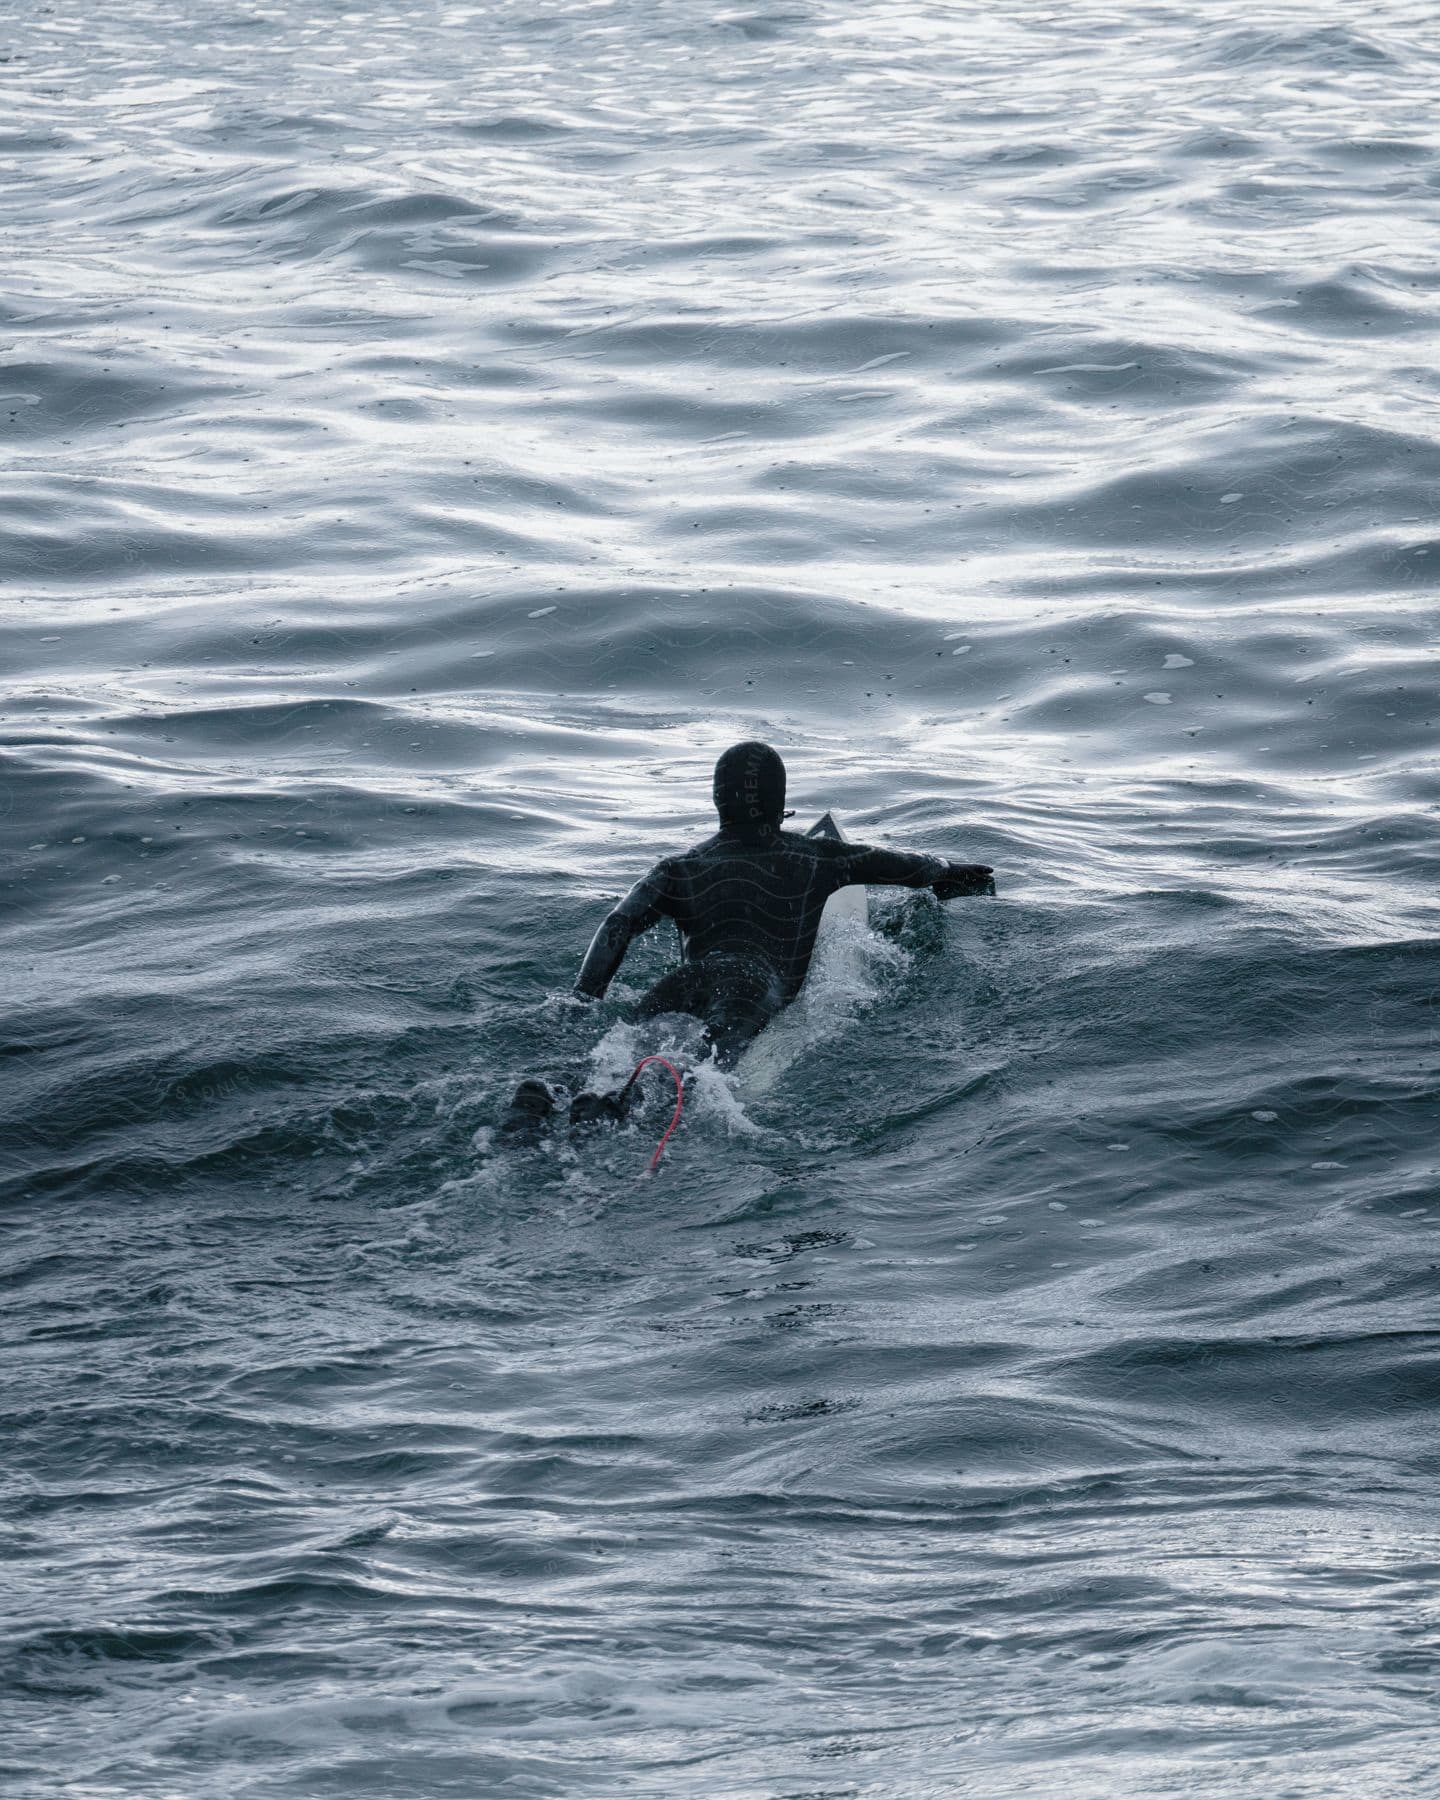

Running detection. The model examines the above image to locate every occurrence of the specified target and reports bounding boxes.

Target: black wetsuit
[576,826,989,1063]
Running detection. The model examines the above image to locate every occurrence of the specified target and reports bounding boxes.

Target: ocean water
[3,0,1439,1792]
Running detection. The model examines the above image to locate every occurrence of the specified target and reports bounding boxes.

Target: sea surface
[3,0,1440,1793]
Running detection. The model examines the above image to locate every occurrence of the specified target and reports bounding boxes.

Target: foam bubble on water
[587,1014,702,1091]
[1034,359,1138,374]
[586,1015,768,1140]
[686,1061,770,1138]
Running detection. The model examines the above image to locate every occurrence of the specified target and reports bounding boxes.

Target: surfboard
[736,812,870,1091]
[805,811,869,940]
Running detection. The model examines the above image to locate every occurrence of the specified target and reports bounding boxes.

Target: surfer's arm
[574,866,671,999]
[837,845,995,898]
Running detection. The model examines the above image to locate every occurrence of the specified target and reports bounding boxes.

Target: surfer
[499,741,993,1140]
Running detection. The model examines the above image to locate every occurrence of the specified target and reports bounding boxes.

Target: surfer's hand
[933,863,995,900]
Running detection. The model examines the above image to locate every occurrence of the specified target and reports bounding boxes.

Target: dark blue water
[4,1,1439,1792]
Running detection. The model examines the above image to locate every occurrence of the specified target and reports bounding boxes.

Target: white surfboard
[736,811,870,1092]
[805,810,868,935]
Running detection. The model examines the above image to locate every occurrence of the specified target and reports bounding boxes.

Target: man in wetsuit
[499,741,993,1138]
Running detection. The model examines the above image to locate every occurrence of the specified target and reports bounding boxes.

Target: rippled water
[4,0,1440,1792]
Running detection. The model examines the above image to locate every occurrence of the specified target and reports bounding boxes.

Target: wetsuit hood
[713,741,786,840]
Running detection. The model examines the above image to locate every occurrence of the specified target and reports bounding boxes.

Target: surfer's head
[713,741,786,840]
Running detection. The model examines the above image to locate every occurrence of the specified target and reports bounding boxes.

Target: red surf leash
[619,1054,685,1175]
